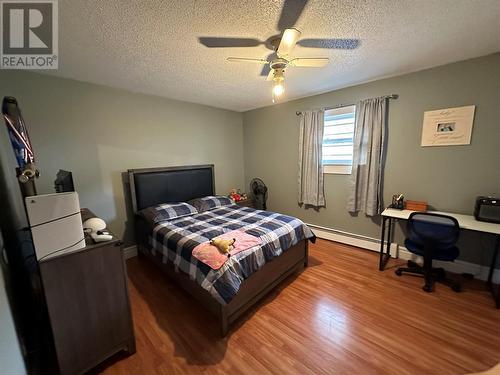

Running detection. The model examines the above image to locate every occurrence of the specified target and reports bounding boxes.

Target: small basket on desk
[405,200,428,212]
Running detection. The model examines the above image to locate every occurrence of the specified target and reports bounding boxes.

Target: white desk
[382,208,500,235]
[379,208,500,308]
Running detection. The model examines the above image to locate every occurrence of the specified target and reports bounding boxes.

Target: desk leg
[379,217,392,271]
[487,235,500,308]
[386,217,393,257]
[379,217,386,271]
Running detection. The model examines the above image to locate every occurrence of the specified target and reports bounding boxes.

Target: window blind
[322,106,356,166]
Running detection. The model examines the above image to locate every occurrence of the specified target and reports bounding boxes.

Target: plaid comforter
[148,205,315,304]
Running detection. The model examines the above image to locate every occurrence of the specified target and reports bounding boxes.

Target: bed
[128,165,315,336]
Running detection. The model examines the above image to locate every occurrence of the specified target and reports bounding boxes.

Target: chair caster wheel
[436,268,446,278]
[452,284,462,292]
[407,260,418,268]
[422,285,432,293]
[395,269,403,276]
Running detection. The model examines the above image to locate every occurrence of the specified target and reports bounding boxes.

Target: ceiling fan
[226,28,330,102]
[198,0,360,102]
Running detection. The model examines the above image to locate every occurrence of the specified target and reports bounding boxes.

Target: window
[322,105,356,174]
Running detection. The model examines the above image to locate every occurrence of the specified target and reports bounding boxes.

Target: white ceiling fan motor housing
[270,58,288,70]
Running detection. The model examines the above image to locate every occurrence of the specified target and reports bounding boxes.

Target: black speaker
[474,196,500,224]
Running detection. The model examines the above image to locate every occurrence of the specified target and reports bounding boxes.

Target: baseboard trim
[306,223,398,257]
[307,223,500,283]
[123,245,138,259]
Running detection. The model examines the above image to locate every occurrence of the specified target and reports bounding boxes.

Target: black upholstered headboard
[128,165,215,213]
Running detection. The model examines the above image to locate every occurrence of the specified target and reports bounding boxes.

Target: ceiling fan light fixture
[272,71,285,103]
[272,81,285,97]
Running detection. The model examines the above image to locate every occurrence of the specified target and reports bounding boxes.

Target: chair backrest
[407,212,460,248]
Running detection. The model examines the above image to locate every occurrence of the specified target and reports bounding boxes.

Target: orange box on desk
[405,200,428,212]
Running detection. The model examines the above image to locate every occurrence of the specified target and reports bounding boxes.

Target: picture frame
[421,105,476,146]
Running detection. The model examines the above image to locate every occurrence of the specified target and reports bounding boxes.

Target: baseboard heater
[305,223,392,254]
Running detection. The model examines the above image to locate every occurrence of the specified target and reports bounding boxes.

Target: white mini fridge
[25,192,86,261]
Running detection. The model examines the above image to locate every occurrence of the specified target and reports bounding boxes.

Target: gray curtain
[347,97,387,216]
[298,110,325,207]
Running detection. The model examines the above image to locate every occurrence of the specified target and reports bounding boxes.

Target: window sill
[323,165,352,175]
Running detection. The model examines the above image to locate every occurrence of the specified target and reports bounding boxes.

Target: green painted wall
[1,54,498,267]
[0,71,244,245]
[243,53,500,266]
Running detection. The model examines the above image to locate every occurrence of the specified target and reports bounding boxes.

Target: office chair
[395,212,461,293]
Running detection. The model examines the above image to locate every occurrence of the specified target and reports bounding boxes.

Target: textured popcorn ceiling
[46,0,500,111]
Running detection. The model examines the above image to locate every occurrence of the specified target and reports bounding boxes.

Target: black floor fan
[250,178,268,210]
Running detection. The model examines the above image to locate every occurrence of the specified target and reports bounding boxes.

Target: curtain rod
[295,94,399,116]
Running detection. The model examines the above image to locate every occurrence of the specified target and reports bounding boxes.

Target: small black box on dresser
[38,209,135,375]
[236,198,256,209]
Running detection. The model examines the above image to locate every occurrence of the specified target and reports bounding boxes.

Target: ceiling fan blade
[227,57,269,64]
[260,64,271,77]
[297,38,360,49]
[266,69,275,81]
[277,0,308,31]
[198,37,261,48]
[260,52,277,76]
[277,28,301,57]
[289,58,329,67]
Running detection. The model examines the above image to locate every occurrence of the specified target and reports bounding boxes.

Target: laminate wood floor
[99,239,500,375]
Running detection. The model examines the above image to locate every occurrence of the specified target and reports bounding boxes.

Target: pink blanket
[192,230,262,270]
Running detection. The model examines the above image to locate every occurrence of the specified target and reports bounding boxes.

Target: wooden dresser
[38,209,135,374]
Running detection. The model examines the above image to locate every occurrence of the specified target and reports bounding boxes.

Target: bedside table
[236,198,255,208]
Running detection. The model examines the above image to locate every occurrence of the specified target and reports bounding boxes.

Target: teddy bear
[210,237,236,254]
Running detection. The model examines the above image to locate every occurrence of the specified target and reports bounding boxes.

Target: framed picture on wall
[421,105,476,146]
